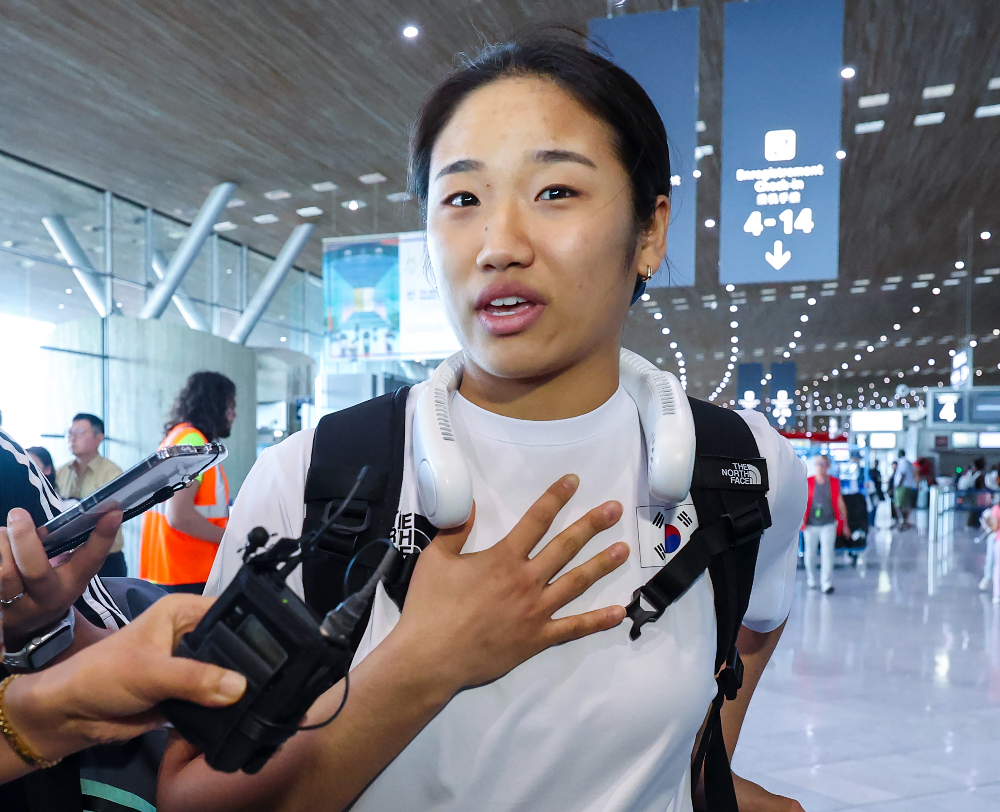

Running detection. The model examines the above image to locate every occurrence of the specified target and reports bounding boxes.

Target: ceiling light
[359,172,387,185]
[858,93,889,108]
[928,359,935,365]
[279,336,287,343]
[342,199,368,210]
[226,198,246,209]
[836,150,847,160]
[784,351,791,358]
[932,286,941,295]
[693,170,702,178]
[915,111,947,127]
[867,345,874,352]
[641,292,651,301]
[731,336,739,343]
[253,213,279,224]
[264,189,291,201]
[730,320,738,328]
[893,323,901,330]
[704,219,716,228]
[403,24,419,38]
[675,351,683,359]
[922,83,955,100]
[807,297,816,305]
[841,66,856,79]
[981,231,992,240]
[800,314,809,322]
[726,284,735,292]
[793,330,801,338]
[841,362,848,369]
[296,206,324,217]
[311,181,339,193]
[955,260,965,269]
[386,191,413,203]
[912,306,920,313]
[670,342,678,349]
[653,312,663,320]
[213,221,238,232]
[855,353,862,360]
[661,327,670,335]
[788,341,796,348]
[854,120,885,135]
[975,103,1000,118]
[65,287,72,294]
[880,335,887,341]
[729,304,738,312]
[970,339,978,347]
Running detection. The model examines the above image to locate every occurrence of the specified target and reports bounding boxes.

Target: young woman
[160,32,806,812]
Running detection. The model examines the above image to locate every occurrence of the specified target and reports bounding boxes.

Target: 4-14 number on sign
[743,208,814,237]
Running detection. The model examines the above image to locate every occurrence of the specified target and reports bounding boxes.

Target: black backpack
[300,387,771,812]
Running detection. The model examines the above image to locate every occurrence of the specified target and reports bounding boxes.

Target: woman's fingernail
[216,671,247,702]
[563,474,580,490]
[611,542,630,561]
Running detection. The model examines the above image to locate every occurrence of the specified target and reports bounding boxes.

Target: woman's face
[426,76,668,381]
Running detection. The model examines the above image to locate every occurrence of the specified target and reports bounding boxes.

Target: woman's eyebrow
[533,149,597,169]
[434,158,485,180]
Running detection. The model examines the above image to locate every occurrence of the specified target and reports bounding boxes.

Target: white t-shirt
[205,384,806,812]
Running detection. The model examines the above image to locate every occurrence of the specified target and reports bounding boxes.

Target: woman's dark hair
[408,29,672,237]
[166,371,237,441]
[26,446,56,488]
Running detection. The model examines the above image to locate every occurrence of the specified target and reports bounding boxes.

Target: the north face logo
[720,462,761,486]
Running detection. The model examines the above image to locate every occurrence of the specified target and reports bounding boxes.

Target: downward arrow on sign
[765,239,791,270]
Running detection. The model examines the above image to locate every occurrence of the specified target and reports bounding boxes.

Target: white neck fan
[413,349,697,528]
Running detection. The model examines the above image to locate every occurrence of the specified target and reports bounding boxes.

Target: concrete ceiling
[1,0,999,407]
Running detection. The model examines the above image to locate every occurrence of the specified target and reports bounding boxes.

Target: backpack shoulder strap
[624,397,772,812]
[301,386,409,623]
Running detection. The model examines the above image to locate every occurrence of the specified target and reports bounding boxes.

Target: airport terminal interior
[1,1,999,810]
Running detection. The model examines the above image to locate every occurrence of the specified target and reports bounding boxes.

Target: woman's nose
[475,200,534,272]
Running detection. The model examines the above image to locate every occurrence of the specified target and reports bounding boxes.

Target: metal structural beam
[228,223,314,345]
[151,250,210,332]
[41,215,110,318]
[138,182,237,320]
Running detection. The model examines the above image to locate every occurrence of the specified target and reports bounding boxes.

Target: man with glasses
[55,413,126,576]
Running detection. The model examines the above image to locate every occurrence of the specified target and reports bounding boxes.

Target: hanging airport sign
[970,393,1000,425]
[930,391,966,424]
[950,347,973,389]
[719,0,844,285]
[767,361,797,427]
[591,8,699,288]
[736,362,765,411]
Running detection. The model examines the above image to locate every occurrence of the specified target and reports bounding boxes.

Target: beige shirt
[56,454,125,553]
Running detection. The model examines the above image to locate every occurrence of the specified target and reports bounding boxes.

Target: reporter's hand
[2,594,247,767]
[395,474,629,691]
[1,507,121,648]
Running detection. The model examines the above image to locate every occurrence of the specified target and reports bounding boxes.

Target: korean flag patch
[635,502,699,568]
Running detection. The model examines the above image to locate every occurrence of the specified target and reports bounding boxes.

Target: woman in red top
[802,455,848,594]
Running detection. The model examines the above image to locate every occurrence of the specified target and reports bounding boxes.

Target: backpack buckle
[723,502,765,546]
[625,587,666,641]
[716,648,744,700]
[321,500,372,536]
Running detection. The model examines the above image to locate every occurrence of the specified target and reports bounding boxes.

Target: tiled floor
[735,502,1000,810]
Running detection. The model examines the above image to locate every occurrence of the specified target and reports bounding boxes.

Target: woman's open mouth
[475,288,546,336]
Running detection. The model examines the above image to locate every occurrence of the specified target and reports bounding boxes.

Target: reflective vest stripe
[194,503,229,519]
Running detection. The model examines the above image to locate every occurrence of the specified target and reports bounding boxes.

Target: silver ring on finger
[0,591,25,606]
